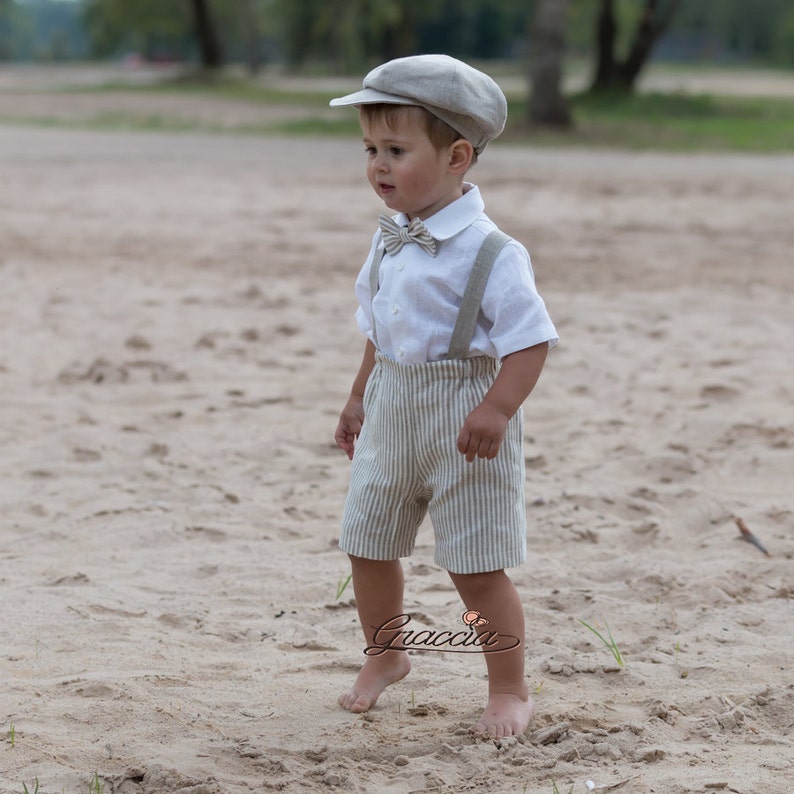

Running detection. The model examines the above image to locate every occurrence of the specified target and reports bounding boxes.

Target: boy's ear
[448,139,475,174]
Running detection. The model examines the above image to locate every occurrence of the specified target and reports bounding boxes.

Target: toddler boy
[331,54,557,738]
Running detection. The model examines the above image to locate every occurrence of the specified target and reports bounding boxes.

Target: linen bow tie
[378,214,437,257]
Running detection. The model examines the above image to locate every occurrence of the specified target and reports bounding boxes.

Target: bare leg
[449,569,535,739]
[338,555,411,713]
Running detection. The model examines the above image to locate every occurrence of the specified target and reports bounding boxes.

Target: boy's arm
[457,342,548,463]
[335,339,377,460]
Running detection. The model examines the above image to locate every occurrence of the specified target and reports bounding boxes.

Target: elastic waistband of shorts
[374,351,499,385]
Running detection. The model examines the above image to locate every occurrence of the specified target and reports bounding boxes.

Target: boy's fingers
[457,429,470,455]
[464,435,482,462]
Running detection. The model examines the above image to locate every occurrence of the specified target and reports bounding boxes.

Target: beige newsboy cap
[329,54,507,154]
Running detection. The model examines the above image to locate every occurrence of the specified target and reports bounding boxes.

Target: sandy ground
[0,69,793,794]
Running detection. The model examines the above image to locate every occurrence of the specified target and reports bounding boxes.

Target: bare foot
[338,653,411,713]
[470,693,535,739]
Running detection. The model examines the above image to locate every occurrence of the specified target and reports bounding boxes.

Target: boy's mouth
[378,182,395,194]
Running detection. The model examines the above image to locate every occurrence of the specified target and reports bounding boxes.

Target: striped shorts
[339,353,527,574]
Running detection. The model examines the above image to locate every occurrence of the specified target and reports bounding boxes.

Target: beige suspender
[447,229,510,359]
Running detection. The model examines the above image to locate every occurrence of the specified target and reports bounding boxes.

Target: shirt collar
[393,183,483,242]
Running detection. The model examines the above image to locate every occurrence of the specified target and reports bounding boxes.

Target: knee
[449,568,506,596]
[349,554,400,571]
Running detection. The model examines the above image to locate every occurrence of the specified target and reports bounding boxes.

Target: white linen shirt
[354,184,558,364]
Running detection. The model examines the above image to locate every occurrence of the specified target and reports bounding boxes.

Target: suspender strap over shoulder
[447,229,511,360]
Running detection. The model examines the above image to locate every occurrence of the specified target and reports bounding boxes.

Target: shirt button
[398,263,405,271]
[391,305,399,314]
[398,347,405,357]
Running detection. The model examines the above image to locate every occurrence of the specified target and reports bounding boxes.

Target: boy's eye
[389,147,404,156]
[365,146,376,156]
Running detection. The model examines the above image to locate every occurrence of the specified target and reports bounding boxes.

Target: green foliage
[335,572,352,600]
[668,0,794,62]
[579,618,624,667]
[89,773,106,794]
[82,0,193,60]
[1,0,89,60]
[772,7,794,66]
[275,0,444,70]
[3,0,794,70]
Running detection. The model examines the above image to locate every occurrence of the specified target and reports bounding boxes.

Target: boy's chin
[374,192,404,215]
[385,204,413,219]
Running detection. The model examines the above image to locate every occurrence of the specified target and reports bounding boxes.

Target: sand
[1,70,793,794]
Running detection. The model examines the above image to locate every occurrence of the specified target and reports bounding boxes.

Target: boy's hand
[335,396,365,460]
[456,343,549,463]
[457,401,509,463]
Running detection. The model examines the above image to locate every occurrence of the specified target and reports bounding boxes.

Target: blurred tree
[277,0,428,72]
[1,0,86,60]
[591,0,681,92]
[667,0,794,64]
[83,0,225,68]
[190,0,222,68]
[772,6,794,66]
[8,0,794,70]
[0,0,17,59]
[241,0,264,74]
[82,0,192,61]
[528,0,572,127]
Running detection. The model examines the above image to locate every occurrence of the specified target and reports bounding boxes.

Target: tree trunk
[617,0,681,90]
[190,0,223,70]
[528,0,572,128]
[592,0,617,91]
[590,0,680,93]
[243,0,262,76]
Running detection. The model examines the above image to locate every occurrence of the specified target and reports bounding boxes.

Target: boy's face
[361,107,463,221]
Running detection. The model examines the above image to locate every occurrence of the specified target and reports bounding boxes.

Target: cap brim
[329,87,421,108]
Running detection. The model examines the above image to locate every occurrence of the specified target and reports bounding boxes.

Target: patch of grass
[579,618,624,668]
[0,112,206,133]
[335,572,352,600]
[270,116,361,137]
[89,772,106,794]
[80,111,205,132]
[0,108,361,139]
[22,779,39,794]
[71,72,336,107]
[507,90,794,151]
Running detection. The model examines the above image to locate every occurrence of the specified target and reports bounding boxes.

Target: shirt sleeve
[480,239,558,359]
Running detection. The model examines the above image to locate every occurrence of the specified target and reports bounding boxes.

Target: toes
[350,694,371,713]
[338,690,373,713]
[470,721,487,738]
[338,691,358,711]
[470,720,517,739]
